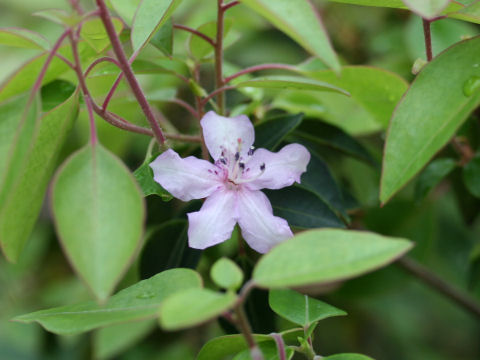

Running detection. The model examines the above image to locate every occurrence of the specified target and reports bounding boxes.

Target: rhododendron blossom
[150,111,310,253]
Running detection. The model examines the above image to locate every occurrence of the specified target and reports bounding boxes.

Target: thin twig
[398,256,480,319]
[201,85,235,106]
[84,56,122,77]
[222,0,240,11]
[234,306,264,360]
[173,24,216,47]
[215,0,226,114]
[54,53,75,70]
[169,98,200,119]
[224,63,299,83]
[422,19,433,62]
[270,333,287,360]
[96,0,166,144]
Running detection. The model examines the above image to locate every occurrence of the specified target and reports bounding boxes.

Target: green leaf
[131,0,183,53]
[293,120,376,165]
[264,187,345,229]
[159,288,237,330]
[134,159,172,199]
[80,18,124,53]
[151,19,173,57]
[33,9,80,26]
[302,66,409,130]
[463,154,480,197]
[93,320,156,360]
[233,341,294,360]
[402,0,450,19]
[380,36,480,204]
[211,258,244,291]
[299,151,349,220]
[240,0,340,72]
[139,220,201,279]
[188,19,232,59]
[254,113,303,150]
[52,144,145,301]
[110,0,141,27]
[0,90,78,262]
[0,28,50,50]
[253,229,412,288]
[415,158,457,201]
[323,354,374,360]
[269,288,346,326]
[41,79,77,111]
[13,269,202,335]
[235,76,349,95]
[197,334,273,360]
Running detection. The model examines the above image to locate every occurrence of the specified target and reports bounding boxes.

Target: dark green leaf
[40,79,76,112]
[415,158,457,201]
[134,159,172,199]
[254,113,303,150]
[463,154,480,197]
[323,354,374,360]
[264,186,345,229]
[151,19,173,57]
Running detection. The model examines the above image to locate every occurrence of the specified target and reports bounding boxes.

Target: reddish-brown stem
[215,0,226,114]
[96,0,165,144]
[222,0,240,11]
[224,63,299,83]
[270,333,287,360]
[173,24,216,47]
[69,0,84,14]
[234,306,264,360]
[422,19,433,62]
[54,53,75,70]
[84,56,122,77]
[201,85,235,106]
[169,98,200,119]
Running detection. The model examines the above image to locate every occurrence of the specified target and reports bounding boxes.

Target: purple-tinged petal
[150,149,222,201]
[201,111,255,160]
[244,144,310,190]
[237,189,292,253]
[187,189,237,249]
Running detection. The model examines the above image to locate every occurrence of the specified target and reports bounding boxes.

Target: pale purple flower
[149,111,310,253]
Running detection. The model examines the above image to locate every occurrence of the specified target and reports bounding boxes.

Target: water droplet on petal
[136,291,155,299]
[463,76,480,97]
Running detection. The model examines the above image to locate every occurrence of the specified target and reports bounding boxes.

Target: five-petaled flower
[150,111,310,253]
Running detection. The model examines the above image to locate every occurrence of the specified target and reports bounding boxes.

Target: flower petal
[201,111,255,160]
[187,189,237,249]
[150,149,222,201]
[237,189,293,253]
[245,144,310,190]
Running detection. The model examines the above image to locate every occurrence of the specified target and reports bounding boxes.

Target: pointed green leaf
[380,36,480,204]
[33,9,81,26]
[253,229,412,288]
[14,269,202,335]
[110,0,141,27]
[254,113,303,150]
[402,0,450,19]
[0,89,78,262]
[151,19,173,57]
[159,288,237,330]
[240,0,340,72]
[52,144,145,301]
[131,0,183,52]
[235,76,349,95]
[80,18,124,53]
[0,28,50,50]
[211,258,244,291]
[269,289,346,327]
[134,159,172,199]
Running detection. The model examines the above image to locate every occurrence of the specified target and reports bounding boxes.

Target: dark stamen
[239,162,245,170]
[260,163,266,171]
[220,158,227,165]
[248,146,255,156]
[235,152,240,161]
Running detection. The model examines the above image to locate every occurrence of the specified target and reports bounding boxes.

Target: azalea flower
[150,111,310,253]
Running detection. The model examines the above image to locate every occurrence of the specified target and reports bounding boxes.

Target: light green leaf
[0,28,50,50]
[323,354,374,360]
[402,0,450,19]
[235,76,349,95]
[134,159,172,199]
[240,0,340,72]
[33,9,80,26]
[0,89,78,262]
[415,158,457,200]
[110,0,141,27]
[80,18,124,53]
[233,341,294,360]
[463,154,480,197]
[211,258,244,291]
[131,0,183,53]
[269,288,346,326]
[13,269,202,335]
[159,288,237,331]
[52,143,145,301]
[253,229,412,288]
[94,319,156,360]
[380,36,480,204]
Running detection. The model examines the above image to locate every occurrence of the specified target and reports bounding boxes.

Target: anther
[235,152,240,161]
[239,162,245,170]
[260,163,266,171]
[248,146,255,156]
[219,158,227,165]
